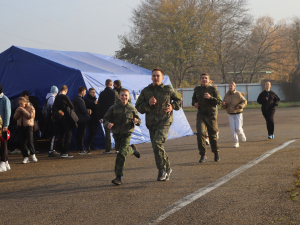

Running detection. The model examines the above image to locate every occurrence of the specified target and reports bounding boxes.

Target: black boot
[214,153,220,162]
[112,176,122,185]
[199,155,206,163]
[131,144,140,158]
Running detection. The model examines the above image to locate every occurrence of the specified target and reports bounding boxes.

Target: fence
[177,83,285,108]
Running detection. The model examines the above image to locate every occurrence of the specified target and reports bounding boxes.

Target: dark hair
[21,90,30,97]
[106,79,112,86]
[114,80,121,86]
[78,86,87,93]
[60,85,68,91]
[120,88,130,94]
[201,73,210,78]
[89,88,95,92]
[152,68,164,75]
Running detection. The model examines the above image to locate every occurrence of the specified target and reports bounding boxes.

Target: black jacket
[73,95,90,123]
[98,87,117,119]
[257,90,280,112]
[52,94,74,114]
[85,93,99,121]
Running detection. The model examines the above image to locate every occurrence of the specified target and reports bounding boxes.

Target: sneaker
[31,154,38,163]
[233,143,239,148]
[6,163,11,170]
[241,134,246,142]
[112,176,122,185]
[23,157,30,164]
[78,150,91,155]
[199,155,206,163]
[60,154,73,158]
[0,164,7,172]
[103,151,112,154]
[205,138,210,145]
[214,153,220,162]
[268,135,272,139]
[166,168,172,181]
[115,150,119,154]
[48,151,60,157]
[10,149,21,155]
[131,144,140,158]
[157,170,167,181]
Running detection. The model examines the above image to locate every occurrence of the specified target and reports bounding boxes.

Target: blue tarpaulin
[0,46,193,148]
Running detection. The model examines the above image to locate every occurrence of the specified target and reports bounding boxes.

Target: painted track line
[149,140,296,225]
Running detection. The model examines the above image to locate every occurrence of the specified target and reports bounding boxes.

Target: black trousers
[86,121,98,149]
[0,134,8,162]
[77,122,87,151]
[262,110,276,135]
[105,126,112,151]
[19,126,34,157]
[57,119,72,155]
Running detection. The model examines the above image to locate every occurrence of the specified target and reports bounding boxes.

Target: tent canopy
[0,46,193,148]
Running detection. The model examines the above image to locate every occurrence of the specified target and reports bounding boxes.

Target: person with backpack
[43,86,59,157]
[0,84,12,172]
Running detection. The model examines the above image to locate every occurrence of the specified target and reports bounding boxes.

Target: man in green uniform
[135,68,182,181]
[103,89,141,185]
[192,73,222,163]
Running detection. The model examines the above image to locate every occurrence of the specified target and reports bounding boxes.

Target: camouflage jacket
[103,101,141,135]
[192,85,222,116]
[135,83,182,129]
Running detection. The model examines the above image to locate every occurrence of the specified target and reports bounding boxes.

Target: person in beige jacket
[14,97,38,163]
[222,82,247,148]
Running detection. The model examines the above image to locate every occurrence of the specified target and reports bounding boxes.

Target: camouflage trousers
[149,126,170,171]
[196,112,219,155]
[113,133,134,177]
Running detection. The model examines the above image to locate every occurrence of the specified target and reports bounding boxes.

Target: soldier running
[103,89,141,185]
[192,73,222,163]
[135,68,182,181]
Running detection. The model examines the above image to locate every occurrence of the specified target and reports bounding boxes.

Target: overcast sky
[0,0,299,56]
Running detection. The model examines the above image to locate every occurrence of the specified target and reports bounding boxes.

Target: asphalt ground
[1,107,300,225]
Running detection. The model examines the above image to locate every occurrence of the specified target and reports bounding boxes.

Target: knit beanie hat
[50,85,58,94]
[114,80,121,87]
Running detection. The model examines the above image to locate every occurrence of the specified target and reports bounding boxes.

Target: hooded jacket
[222,90,247,114]
[45,93,56,110]
[14,103,35,127]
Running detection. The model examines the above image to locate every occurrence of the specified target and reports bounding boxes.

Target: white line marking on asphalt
[149,140,296,225]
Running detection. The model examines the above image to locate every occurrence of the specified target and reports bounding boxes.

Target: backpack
[42,97,51,119]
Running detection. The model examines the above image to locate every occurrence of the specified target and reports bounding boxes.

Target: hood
[46,93,56,99]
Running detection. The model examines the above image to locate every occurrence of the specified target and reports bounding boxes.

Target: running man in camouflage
[103,89,141,185]
[192,73,222,163]
[135,68,182,181]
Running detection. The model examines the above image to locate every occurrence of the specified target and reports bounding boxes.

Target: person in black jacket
[85,88,99,151]
[257,81,280,139]
[52,85,74,158]
[73,87,91,155]
[99,79,117,153]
